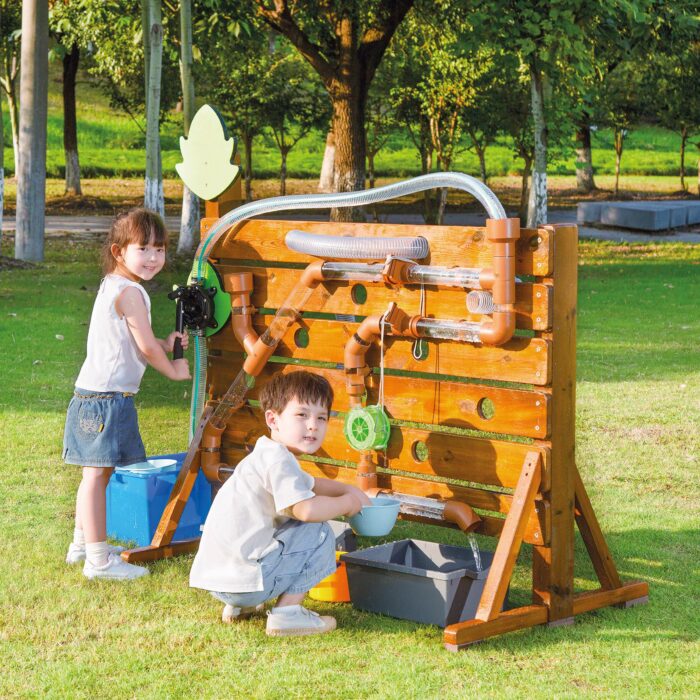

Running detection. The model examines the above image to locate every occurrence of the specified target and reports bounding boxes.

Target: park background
[1,1,699,698]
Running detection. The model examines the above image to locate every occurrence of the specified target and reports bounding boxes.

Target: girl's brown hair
[102,208,169,274]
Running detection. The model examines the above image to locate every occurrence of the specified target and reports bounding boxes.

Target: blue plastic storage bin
[106,453,211,546]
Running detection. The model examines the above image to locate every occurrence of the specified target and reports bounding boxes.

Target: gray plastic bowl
[348,497,400,536]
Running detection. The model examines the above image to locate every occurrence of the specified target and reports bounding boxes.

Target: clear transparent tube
[188,332,207,440]
[190,172,507,431]
[209,369,255,431]
[415,318,481,343]
[286,230,428,260]
[321,262,384,282]
[406,265,481,288]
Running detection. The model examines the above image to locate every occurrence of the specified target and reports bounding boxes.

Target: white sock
[73,527,86,547]
[85,541,110,568]
[271,605,301,615]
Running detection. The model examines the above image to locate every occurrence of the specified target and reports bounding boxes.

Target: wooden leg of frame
[573,581,649,615]
[122,411,211,563]
[444,605,548,650]
[573,464,622,590]
[120,538,200,563]
[475,451,542,622]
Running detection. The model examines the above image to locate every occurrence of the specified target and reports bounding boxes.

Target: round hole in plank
[294,328,309,349]
[528,234,541,252]
[411,440,429,463]
[477,397,495,420]
[351,284,367,305]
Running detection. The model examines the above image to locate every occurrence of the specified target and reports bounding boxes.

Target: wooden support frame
[123,220,648,650]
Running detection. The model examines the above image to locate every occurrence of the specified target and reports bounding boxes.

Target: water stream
[468,533,482,572]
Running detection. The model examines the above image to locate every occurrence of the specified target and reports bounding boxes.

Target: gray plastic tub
[341,539,494,627]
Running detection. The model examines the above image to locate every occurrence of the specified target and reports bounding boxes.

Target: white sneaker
[83,552,149,580]
[66,542,125,565]
[221,603,265,623]
[266,605,336,637]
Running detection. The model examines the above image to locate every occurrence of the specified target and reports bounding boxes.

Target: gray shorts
[213,520,336,608]
[62,388,146,468]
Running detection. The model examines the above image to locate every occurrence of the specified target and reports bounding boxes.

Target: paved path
[3,210,700,243]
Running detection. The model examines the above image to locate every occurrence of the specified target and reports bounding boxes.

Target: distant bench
[578,200,700,231]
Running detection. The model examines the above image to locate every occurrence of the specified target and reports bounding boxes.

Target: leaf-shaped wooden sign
[175,104,240,200]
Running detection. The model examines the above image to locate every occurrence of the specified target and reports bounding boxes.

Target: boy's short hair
[259,370,334,414]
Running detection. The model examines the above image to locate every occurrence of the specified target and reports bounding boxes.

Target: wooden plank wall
[207,219,557,546]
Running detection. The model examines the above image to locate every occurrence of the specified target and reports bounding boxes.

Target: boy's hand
[342,492,366,517]
[344,484,372,508]
[172,358,191,381]
[164,331,189,353]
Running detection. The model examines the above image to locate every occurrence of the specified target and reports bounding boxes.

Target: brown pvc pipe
[443,500,481,533]
[478,217,520,346]
[225,271,258,356]
[356,451,377,491]
[242,261,326,376]
[200,421,226,482]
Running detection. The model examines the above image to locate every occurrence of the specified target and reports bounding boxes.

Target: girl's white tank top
[75,274,151,393]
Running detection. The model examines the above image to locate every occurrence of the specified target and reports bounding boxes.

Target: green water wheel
[344,405,391,451]
[187,261,231,337]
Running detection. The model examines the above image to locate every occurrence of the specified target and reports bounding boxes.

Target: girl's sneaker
[221,603,265,623]
[83,552,149,580]
[265,606,336,637]
[66,542,125,564]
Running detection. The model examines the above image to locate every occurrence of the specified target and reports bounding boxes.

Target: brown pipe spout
[200,421,227,482]
[356,451,377,491]
[443,500,481,533]
[225,271,258,355]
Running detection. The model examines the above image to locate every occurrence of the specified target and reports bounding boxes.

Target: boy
[190,370,371,636]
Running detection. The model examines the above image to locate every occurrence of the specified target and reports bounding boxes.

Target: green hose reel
[344,405,391,451]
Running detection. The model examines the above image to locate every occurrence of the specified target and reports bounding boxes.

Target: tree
[470,0,599,226]
[598,61,643,196]
[15,0,48,262]
[264,50,330,195]
[176,0,199,254]
[0,0,21,176]
[253,0,414,221]
[49,0,85,196]
[144,0,164,215]
[365,63,397,191]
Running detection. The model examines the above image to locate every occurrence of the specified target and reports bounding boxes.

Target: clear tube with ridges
[286,230,428,260]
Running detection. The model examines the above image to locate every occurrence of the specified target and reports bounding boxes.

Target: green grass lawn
[1,235,699,697]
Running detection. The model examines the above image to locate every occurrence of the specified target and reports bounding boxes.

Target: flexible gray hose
[285,230,429,260]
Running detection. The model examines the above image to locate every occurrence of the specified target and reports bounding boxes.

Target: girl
[63,209,190,580]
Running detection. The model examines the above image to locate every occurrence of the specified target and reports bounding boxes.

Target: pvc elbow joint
[443,500,481,533]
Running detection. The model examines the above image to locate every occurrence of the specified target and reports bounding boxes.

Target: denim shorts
[213,520,336,608]
[62,387,146,468]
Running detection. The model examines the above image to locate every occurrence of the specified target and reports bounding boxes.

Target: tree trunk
[476,143,487,183]
[367,150,376,190]
[419,118,436,224]
[177,0,199,254]
[0,90,4,247]
[279,147,288,196]
[16,0,48,262]
[330,80,366,222]
[680,126,688,192]
[575,121,596,193]
[62,44,81,196]
[526,65,547,228]
[243,130,253,202]
[144,0,164,215]
[5,87,20,176]
[519,154,533,226]
[318,129,335,192]
[614,128,624,197]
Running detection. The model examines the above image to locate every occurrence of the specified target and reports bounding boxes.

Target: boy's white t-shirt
[75,274,150,393]
[189,435,316,593]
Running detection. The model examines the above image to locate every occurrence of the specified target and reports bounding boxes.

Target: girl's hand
[172,358,191,381]
[164,331,189,353]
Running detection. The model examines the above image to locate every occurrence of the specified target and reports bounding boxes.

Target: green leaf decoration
[175,104,240,201]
